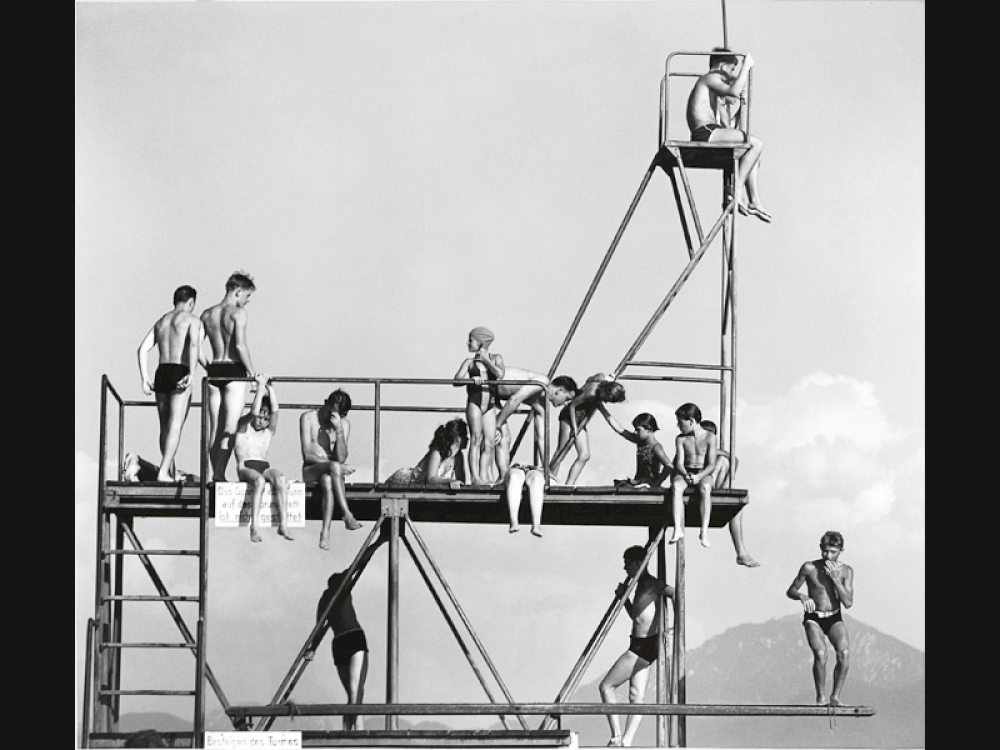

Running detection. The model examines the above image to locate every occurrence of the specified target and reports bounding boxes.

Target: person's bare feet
[319,528,331,550]
[278,526,295,541]
[344,516,363,531]
[736,553,760,567]
[250,527,262,543]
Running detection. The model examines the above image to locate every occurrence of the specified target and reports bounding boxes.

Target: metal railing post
[386,508,401,730]
[194,377,210,747]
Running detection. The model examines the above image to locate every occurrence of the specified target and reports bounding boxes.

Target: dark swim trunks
[243,460,271,474]
[803,609,843,636]
[629,633,660,663]
[690,123,723,142]
[153,363,190,394]
[332,628,369,666]
[206,361,248,388]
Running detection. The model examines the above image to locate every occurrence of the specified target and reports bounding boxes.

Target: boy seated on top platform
[686,47,771,223]
[234,373,294,543]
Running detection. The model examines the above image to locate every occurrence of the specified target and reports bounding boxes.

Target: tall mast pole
[722,0,729,48]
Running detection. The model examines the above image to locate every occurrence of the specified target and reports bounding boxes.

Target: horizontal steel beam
[226,702,875,718]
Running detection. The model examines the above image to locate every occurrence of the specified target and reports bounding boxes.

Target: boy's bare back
[154,310,201,364]
[686,71,728,132]
[201,302,246,361]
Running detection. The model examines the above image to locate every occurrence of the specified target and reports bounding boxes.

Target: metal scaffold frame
[80,47,876,748]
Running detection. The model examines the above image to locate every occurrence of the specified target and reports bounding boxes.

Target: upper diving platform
[103,481,748,528]
[657,49,754,170]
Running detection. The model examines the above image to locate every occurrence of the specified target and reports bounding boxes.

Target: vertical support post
[118,401,125,481]
[386,501,402,730]
[674,537,687,747]
[652,527,668,748]
[373,381,381,484]
[93,375,112,733]
[195,377,210,747]
[721,0,729,50]
[727,153,740,483]
[111,520,125,726]
[82,618,96,747]
[720,167,733,475]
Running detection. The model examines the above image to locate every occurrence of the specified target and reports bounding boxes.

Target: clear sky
[75,0,924,735]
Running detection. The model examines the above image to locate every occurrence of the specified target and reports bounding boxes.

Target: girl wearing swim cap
[453,326,505,485]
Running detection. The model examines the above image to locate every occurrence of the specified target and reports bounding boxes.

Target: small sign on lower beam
[206,730,301,748]
[215,482,306,528]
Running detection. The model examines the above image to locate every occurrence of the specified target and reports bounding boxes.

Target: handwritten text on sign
[215,482,306,527]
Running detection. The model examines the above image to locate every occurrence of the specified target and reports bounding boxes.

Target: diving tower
[80,46,875,750]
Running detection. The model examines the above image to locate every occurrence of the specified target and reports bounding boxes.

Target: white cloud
[739,372,902,452]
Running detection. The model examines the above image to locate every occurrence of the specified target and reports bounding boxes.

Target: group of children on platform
[132,275,755,565]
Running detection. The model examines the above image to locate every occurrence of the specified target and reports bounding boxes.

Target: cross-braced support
[514,143,744,472]
[251,498,528,733]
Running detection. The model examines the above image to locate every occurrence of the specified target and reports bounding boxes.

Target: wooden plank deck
[104,482,747,528]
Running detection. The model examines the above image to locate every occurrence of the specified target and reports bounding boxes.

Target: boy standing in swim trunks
[599,545,674,748]
[234,373,294,543]
[786,531,854,706]
[300,390,363,550]
[305,569,371,730]
[669,403,717,547]
[201,271,257,482]
[453,326,505,485]
[686,47,771,223]
[137,285,205,482]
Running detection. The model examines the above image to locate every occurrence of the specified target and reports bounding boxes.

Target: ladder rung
[103,594,199,602]
[105,549,200,556]
[102,642,196,649]
[99,689,196,696]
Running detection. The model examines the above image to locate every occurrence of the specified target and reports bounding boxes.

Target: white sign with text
[205,731,301,749]
[215,481,306,528]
